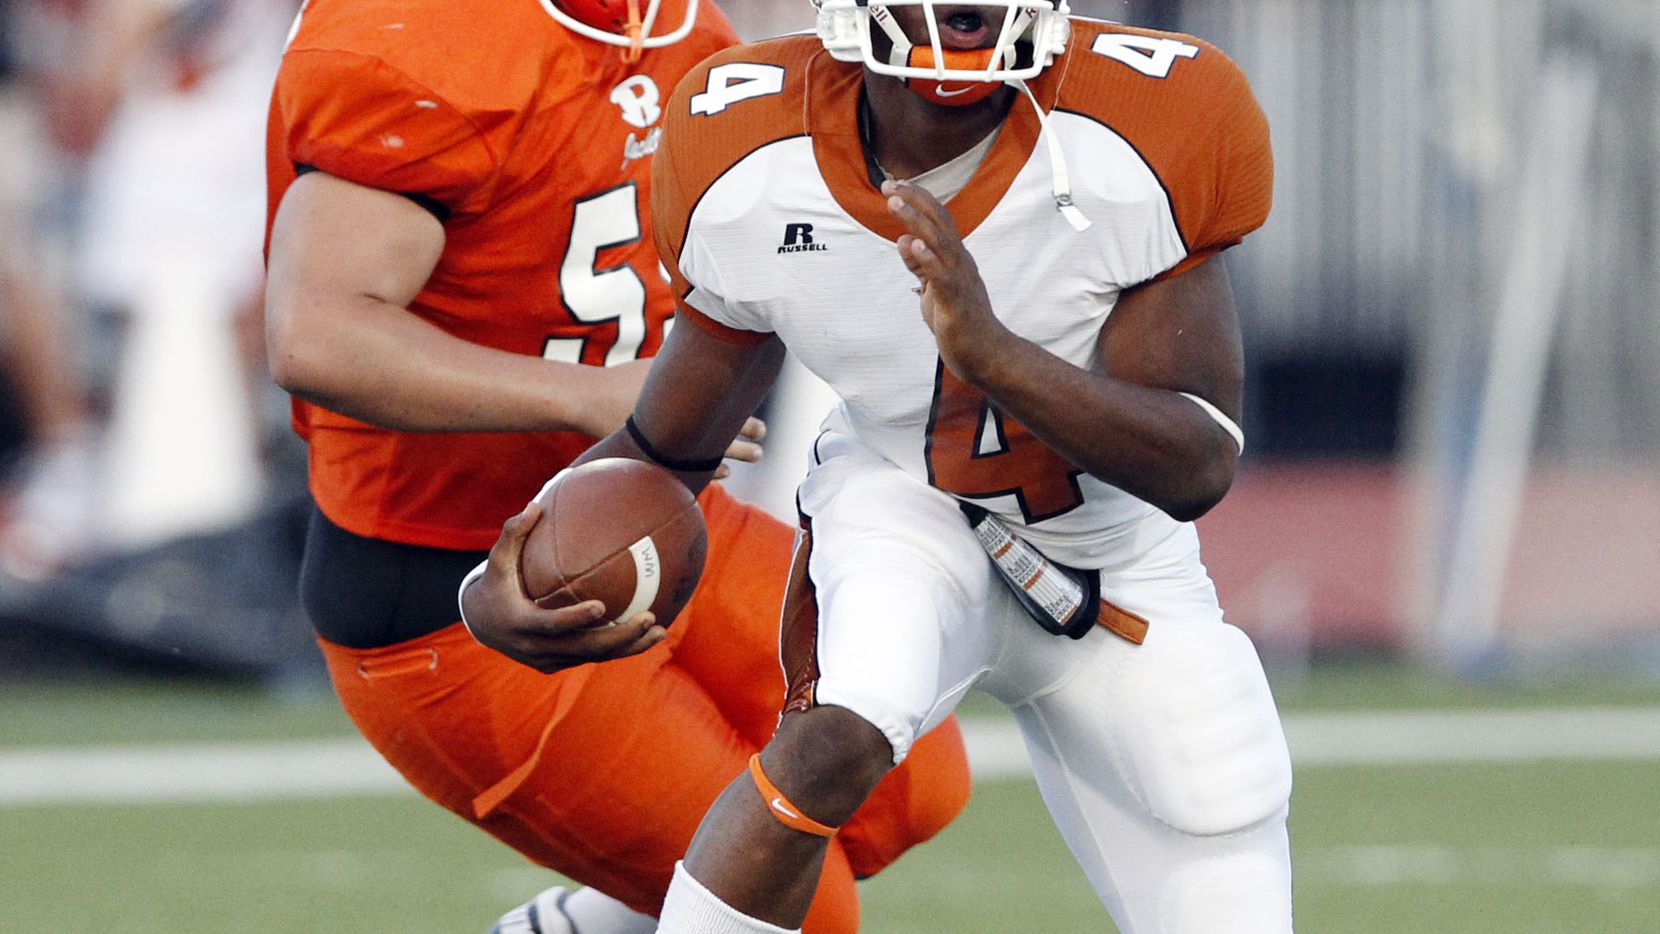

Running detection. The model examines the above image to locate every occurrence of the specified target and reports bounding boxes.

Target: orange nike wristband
[747,753,838,838]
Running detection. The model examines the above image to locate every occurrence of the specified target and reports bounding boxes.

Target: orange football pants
[318,485,971,932]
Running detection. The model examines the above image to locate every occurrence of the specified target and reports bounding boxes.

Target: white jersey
[651,25,1294,933]
[654,19,1271,568]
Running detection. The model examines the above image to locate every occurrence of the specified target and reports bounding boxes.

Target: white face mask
[813,0,1071,102]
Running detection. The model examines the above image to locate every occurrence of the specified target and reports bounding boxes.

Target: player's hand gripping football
[885,179,1013,383]
[461,501,666,673]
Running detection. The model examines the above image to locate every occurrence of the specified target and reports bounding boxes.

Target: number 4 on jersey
[925,362,1085,524]
[1091,34,1200,78]
[690,63,786,116]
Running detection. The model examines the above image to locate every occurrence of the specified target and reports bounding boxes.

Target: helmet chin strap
[1011,77,1090,232]
[623,0,644,62]
[865,4,1089,231]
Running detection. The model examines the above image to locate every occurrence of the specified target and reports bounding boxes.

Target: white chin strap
[865,4,1089,232]
[1012,78,1091,232]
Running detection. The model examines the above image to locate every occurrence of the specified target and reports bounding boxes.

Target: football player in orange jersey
[464,2,1295,932]
[261,2,971,932]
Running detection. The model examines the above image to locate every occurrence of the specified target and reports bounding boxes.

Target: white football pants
[790,429,1294,933]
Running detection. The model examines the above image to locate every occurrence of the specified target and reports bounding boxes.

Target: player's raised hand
[460,500,666,673]
[883,180,1010,382]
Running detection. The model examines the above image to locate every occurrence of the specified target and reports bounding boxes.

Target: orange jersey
[653,19,1270,564]
[266,0,737,549]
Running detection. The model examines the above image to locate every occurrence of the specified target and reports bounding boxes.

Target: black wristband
[624,416,725,473]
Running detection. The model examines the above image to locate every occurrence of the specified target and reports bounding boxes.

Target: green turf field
[3,663,1659,932]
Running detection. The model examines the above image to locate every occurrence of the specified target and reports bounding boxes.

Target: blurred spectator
[0,0,297,579]
[76,0,296,552]
[0,0,97,579]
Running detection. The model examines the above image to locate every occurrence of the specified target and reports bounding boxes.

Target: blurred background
[1,1,1657,932]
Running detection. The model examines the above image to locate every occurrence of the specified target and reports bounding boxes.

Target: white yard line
[0,739,406,805]
[4,707,1660,806]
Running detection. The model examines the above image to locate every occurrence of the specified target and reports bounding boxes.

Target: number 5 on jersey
[925,362,1085,524]
[548,183,652,367]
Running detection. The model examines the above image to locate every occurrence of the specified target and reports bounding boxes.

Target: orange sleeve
[651,39,819,345]
[649,123,771,345]
[273,48,499,216]
[1155,49,1272,278]
[1060,25,1273,281]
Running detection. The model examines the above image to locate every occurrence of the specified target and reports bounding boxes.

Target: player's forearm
[963,337,1237,522]
[265,291,606,434]
[575,324,786,492]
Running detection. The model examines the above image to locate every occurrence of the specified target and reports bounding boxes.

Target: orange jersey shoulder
[271,0,737,219]
[652,35,832,340]
[1054,19,1272,274]
[654,35,822,255]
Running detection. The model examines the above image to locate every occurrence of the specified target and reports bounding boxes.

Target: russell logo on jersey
[778,223,829,254]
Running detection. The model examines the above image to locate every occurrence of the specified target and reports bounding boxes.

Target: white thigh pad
[1115,622,1292,836]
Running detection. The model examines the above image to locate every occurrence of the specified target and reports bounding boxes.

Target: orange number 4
[923,361,1085,524]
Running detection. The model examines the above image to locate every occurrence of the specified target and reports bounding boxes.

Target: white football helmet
[814,1,1070,103]
[538,0,699,60]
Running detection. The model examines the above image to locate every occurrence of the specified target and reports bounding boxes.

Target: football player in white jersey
[464,2,1296,932]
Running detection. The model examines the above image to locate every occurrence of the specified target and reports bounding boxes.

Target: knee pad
[1161,841,1294,934]
[1115,623,1293,836]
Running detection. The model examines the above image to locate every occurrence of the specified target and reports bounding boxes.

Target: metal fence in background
[1190,0,1660,663]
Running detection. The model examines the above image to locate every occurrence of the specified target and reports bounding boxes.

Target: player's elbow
[1158,452,1235,523]
[263,295,329,397]
[266,345,319,397]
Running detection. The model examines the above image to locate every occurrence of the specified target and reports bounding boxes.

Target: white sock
[656,862,799,934]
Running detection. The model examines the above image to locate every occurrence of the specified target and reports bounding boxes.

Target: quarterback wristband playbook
[961,503,1101,640]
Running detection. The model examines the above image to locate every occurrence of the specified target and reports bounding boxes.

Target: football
[519,457,707,625]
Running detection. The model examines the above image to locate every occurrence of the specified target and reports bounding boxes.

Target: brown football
[519,458,707,626]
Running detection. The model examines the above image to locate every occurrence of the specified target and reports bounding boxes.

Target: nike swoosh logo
[770,796,802,820]
[934,83,977,98]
